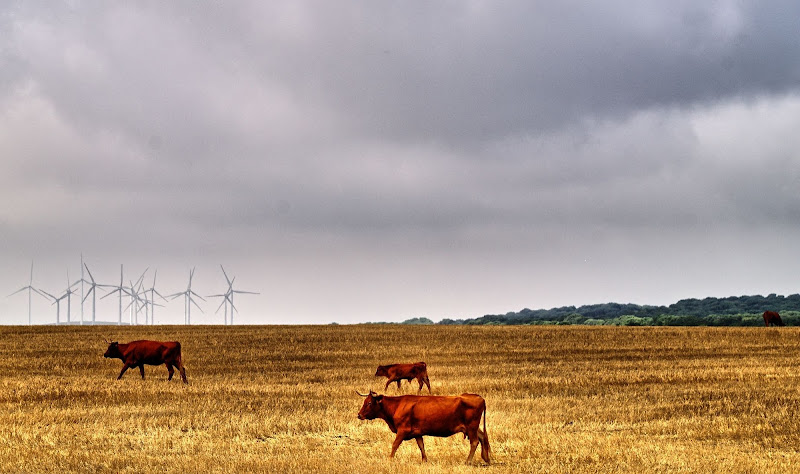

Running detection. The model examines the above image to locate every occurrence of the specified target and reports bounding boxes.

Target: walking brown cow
[763,311,784,327]
[375,362,431,394]
[104,340,187,383]
[357,391,490,464]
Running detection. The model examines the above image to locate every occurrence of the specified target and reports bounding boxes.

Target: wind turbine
[40,272,77,325]
[79,254,85,324]
[207,280,234,325]
[39,290,68,324]
[71,254,94,325]
[8,261,46,325]
[168,267,204,325]
[141,270,167,325]
[101,264,130,325]
[207,290,231,325]
[218,265,259,325]
[124,269,148,325]
[60,271,79,324]
[81,263,101,325]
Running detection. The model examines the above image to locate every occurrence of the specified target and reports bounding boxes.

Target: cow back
[124,340,182,364]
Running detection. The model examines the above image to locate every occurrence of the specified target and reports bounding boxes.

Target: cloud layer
[2,2,800,324]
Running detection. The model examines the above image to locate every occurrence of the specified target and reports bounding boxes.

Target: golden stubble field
[1,324,800,473]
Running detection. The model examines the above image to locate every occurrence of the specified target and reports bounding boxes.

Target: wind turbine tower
[141,270,166,325]
[101,264,130,325]
[64,271,78,324]
[8,261,46,325]
[124,269,148,325]
[82,263,101,324]
[40,288,70,325]
[168,267,205,325]
[219,265,259,325]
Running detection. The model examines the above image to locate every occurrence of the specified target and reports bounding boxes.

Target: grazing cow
[357,391,490,464]
[104,340,187,383]
[375,362,431,394]
[763,311,785,327]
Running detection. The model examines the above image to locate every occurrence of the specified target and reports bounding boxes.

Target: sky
[2,1,800,325]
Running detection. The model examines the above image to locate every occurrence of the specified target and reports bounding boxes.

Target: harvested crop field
[1,325,799,473]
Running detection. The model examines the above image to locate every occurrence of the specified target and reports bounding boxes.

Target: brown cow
[357,391,490,464]
[104,340,187,383]
[763,311,784,327]
[375,362,431,394]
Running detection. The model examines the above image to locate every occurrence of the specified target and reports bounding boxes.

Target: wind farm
[4,258,260,326]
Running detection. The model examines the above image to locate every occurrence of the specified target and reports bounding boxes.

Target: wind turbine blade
[233,290,260,295]
[220,265,232,285]
[84,263,95,284]
[189,290,206,301]
[189,297,204,313]
[8,287,27,297]
[100,288,121,300]
[81,286,95,303]
[135,268,148,287]
[152,289,169,302]
[39,290,56,300]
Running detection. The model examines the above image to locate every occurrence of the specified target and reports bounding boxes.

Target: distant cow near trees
[357,391,490,464]
[375,362,431,394]
[763,311,784,327]
[104,340,187,383]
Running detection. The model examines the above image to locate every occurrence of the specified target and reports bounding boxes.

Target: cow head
[104,342,121,359]
[357,391,383,420]
[374,366,388,377]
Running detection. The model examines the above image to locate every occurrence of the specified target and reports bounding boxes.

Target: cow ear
[375,395,383,403]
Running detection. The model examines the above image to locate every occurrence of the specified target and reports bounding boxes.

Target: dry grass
[1,325,800,473]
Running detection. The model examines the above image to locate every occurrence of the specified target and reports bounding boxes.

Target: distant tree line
[401,294,800,326]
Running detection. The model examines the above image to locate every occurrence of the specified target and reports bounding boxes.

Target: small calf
[375,362,431,394]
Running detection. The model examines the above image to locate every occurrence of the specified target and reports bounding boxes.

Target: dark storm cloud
[221,1,800,144]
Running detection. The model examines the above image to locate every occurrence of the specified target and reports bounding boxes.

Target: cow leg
[416,376,431,394]
[166,363,175,381]
[465,433,480,464]
[478,429,491,463]
[415,437,428,462]
[389,434,405,458]
[178,363,187,384]
[117,363,132,380]
[396,380,402,390]
[138,364,145,380]
[384,379,393,391]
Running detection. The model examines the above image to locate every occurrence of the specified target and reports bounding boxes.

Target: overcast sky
[2,1,800,325]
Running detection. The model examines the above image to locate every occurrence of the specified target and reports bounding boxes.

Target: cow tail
[483,403,491,456]
[175,342,184,366]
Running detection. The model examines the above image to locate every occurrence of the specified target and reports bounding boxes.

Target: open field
[2,325,800,473]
